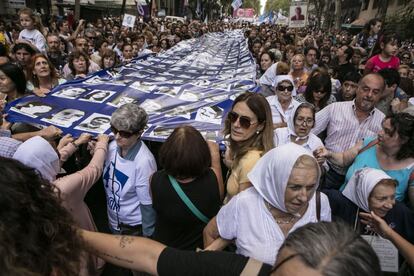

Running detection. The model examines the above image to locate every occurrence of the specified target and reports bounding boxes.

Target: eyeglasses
[277,84,294,92]
[87,36,96,40]
[227,111,258,129]
[402,56,410,59]
[110,125,136,138]
[295,117,314,126]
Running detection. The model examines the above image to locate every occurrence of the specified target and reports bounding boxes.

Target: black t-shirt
[151,169,222,250]
[157,247,273,276]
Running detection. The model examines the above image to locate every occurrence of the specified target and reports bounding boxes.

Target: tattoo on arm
[98,250,134,264]
[116,235,134,248]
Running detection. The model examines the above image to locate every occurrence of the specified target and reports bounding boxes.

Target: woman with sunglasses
[103,103,157,238]
[203,143,331,264]
[222,92,274,203]
[266,75,300,129]
[295,69,336,112]
[274,102,327,172]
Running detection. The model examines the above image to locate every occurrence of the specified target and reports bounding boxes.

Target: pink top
[54,141,108,276]
[365,55,400,73]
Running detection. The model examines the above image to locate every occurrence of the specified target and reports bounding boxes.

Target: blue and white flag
[5,30,257,143]
[232,0,242,10]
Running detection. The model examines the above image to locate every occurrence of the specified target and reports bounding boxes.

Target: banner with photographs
[5,30,257,142]
[289,2,307,28]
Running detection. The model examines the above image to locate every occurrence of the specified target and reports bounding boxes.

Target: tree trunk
[121,0,127,15]
[334,0,341,29]
[376,0,389,22]
[75,0,80,21]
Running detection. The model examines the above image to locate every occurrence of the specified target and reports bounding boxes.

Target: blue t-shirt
[341,137,414,202]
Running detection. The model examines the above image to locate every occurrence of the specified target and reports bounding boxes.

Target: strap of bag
[358,139,378,155]
[168,175,209,224]
[316,191,321,222]
[240,258,263,276]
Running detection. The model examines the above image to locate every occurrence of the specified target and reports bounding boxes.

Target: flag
[136,0,149,17]
[151,0,157,17]
[231,0,242,11]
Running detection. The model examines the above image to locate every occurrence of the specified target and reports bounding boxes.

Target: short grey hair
[276,221,380,276]
[110,103,148,133]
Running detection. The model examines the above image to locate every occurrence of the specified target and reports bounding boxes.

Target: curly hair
[223,92,274,168]
[0,157,83,276]
[68,50,90,75]
[28,53,59,88]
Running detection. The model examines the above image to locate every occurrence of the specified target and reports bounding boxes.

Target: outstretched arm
[81,229,166,275]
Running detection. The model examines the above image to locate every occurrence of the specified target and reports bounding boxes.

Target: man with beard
[312,73,385,189]
[47,34,67,70]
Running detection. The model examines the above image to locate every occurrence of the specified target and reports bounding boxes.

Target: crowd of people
[1,7,414,276]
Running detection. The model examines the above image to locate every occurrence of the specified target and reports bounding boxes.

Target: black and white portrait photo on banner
[41,109,85,128]
[74,113,111,133]
[289,3,307,28]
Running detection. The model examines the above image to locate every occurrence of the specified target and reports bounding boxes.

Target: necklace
[265,201,296,225]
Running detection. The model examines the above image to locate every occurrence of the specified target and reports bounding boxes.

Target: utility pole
[334,0,341,29]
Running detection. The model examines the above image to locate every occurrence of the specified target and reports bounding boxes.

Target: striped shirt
[312,100,385,174]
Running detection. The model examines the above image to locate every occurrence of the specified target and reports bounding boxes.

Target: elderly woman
[27,53,66,96]
[274,102,327,171]
[316,112,414,203]
[13,133,109,275]
[151,126,223,250]
[289,54,308,93]
[204,143,331,265]
[222,92,274,202]
[266,75,301,129]
[258,62,290,97]
[103,103,157,237]
[324,168,414,244]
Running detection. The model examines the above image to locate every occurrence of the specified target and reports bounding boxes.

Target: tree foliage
[264,0,290,13]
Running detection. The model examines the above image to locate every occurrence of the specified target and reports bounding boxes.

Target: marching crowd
[1,7,414,276]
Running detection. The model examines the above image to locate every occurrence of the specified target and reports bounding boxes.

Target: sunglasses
[277,85,294,92]
[227,111,258,129]
[110,125,136,138]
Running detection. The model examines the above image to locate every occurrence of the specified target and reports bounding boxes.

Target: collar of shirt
[116,139,142,161]
[351,100,376,116]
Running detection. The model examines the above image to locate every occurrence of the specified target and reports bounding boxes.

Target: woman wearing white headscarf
[324,168,414,243]
[266,75,301,129]
[274,102,328,171]
[203,143,331,265]
[13,134,109,276]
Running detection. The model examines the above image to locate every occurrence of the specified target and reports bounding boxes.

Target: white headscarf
[13,136,60,183]
[272,74,297,96]
[248,143,320,213]
[259,62,278,86]
[342,168,393,212]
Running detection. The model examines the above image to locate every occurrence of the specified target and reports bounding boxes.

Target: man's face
[341,81,358,101]
[15,49,31,65]
[355,75,384,112]
[47,35,60,52]
[75,38,88,53]
[136,38,145,49]
[306,49,317,65]
[60,21,69,33]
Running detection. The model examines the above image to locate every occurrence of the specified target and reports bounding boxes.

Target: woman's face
[276,80,294,102]
[152,36,159,46]
[73,56,87,74]
[368,182,395,218]
[0,70,16,94]
[103,56,115,69]
[15,48,32,66]
[114,128,140,150]
[291,55,304,70]
[294,108,314,137]
[92,91,107,99]
[284,160,318,215]
[161,40,168,49]
[372,21,382,34]
[261,53,273,71]
[33,57,51,78]
[230,101,262,142]
[312,88,327,102]
[377,119,403,150]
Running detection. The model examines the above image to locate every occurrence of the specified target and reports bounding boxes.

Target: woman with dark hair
[0,62,27,102]
[12,42,36,76]
[67,50,90,80]
[27,53,66,96]
[257,51,275,78]
[316,112,414,204]
[0,157,83,275]
[352,18,382,56]
[296,70,336,112]
[221,91,274,202]
[150,126,223,250]
[101,48,119,70]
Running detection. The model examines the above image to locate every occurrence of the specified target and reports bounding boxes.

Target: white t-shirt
[18,29,47,53]
[266,96,301,125]
[103,140,156,230]
[217,187,331,265]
